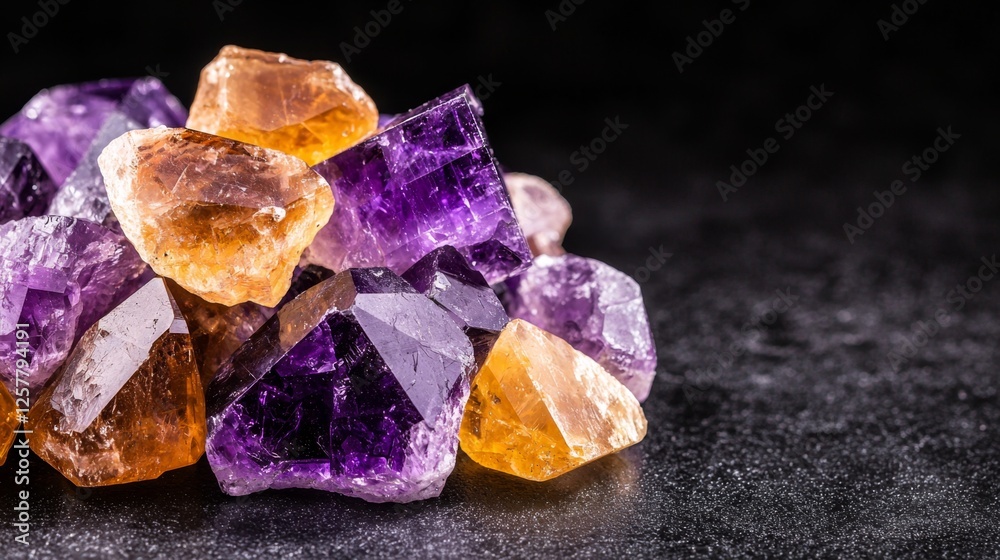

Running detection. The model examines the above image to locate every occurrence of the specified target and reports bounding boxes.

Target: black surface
[2,1,1000,558]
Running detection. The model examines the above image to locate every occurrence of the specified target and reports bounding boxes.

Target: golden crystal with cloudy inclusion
[28,279,205,486]
[1,384,17,465]
[460,319,647,481]
[99,127,334,307]
[187,45,379,165]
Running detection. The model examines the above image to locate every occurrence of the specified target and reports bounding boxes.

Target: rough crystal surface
[47,112,142,229]
[0,216,148,391]
[167,281,274,388]
[307,85,531,284]
[187,45,378,166]
[167,265,333,385]
[28,278,205,486]
[0,78,186,184]
[459,319,647,481]
[206,268,475,502]
[0,384,16,465]
[99,127,334,307]
[402,246,508,363]
[504,254,657,401]
[0,137,57,224]
[504,172,572,257]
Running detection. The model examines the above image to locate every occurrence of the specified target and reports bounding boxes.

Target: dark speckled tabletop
[4,184,1000,559]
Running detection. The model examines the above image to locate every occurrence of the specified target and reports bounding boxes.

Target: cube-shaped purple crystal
[0,216,149,391]
[0,77,187,184]
[0,137,56,224]
[206,268,475,502]
[307,86,531,284]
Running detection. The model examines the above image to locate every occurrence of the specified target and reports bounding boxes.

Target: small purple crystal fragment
[504,254,658,401]
[0,137,57,224]
[402,246,508,363]
[307,85,531,284]
[206,268,475,502]
[47,112,142,229]
[0,216,149,391]
[0,78,187,184]
[377,113,397,128]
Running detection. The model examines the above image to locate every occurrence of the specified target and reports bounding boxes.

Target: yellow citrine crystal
[0,384,17,464]
[187,45,379,166]
[459,319,647,481]
[28,278,206,486]
[98,127,334,307]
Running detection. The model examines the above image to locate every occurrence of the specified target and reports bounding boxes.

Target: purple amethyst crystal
[0,137,57,224]
[504,254,658,402]
[206,268,475,502]
[47,112,142,229]
[306,86,531,284]
[377,113,397,128]
[402,246,509,363]
[0,77,187,184]
[0,216,149,391]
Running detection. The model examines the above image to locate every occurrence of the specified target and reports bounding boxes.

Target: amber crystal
[0,384,17,465]
[460,319,647,481]
[187,45,378,165]
[98,127,334,307]
[28,278,205,486]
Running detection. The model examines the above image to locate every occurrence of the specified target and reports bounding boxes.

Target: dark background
[2,1,1000,558]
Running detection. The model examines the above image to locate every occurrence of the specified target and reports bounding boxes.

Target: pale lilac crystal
[47,112,142,229]
[503,172,572,257]
[0,137,57,224]
[0,78,186,184]
[0,216,149,391]
[206,268,475,502]
[504,254,657,401]
[306,86,531,284]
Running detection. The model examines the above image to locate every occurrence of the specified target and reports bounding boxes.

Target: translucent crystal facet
[459,319,647,481]
[28,278,205,486]
[0,78,186,184]
[187,45,379,166]
[504,172,572,257]
[307,86,531,284]
[0,216,149,391]
[206,268,475,502]
[98,127,335,307]
[402,246,509,364]
[503,254,657,401]
[167,265,333,385]
[0,137,57,224]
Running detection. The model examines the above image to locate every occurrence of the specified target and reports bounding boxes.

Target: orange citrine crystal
[98,127,334,307]
[28,278,205,486]
[459,319,647,481]
[187,45,379,166]
[0,384,17,465]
